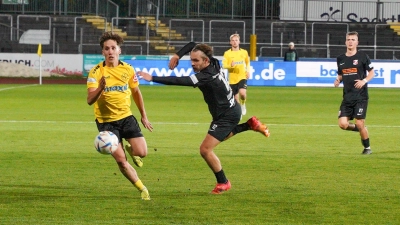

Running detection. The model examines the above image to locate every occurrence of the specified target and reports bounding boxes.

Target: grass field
[0,84,399,225]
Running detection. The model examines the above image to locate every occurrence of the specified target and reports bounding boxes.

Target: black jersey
[152,63,236,120]
[190,64,236,120]
[337,51,373,102]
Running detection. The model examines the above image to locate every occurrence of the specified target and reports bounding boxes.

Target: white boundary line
[0,84,38,92]
[1,120,399,128]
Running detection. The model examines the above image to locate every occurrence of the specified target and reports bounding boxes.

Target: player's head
[345,31,359,50]
[100,32,123,63]
[288,42,294,49]
[229,34,240,49]
[190,44,213,72]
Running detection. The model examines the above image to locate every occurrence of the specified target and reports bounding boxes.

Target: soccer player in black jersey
[139,42,270,194]
[334,31,375,155]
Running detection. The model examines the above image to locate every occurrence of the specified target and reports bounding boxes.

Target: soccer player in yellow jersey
[222,34,250,116]
[86,32,153,200]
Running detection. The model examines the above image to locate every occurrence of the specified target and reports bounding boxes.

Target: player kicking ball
[139,42,270,194]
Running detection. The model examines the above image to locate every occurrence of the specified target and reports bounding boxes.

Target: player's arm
[334,74,342,87]
[334,57,343,87]
[169,42,197,70]
[131,86,153,132]
[363,56,375,83]
[364,69,374,83]
[87,76,106,105]
[355,56,374,89]
[245,51,250,79]
[138,71,194,86]
[222,52,231,69]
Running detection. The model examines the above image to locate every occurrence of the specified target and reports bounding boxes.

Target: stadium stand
[0,0,399,59]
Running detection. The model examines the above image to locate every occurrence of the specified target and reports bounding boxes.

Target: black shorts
[208,103,241,142]
[95,115,143,142]
[230,79,247,96]
[338,100,368,120]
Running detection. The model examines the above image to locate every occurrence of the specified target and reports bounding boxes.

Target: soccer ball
[94,131,119,154]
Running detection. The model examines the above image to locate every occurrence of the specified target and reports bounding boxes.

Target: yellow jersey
[222,48,250,84]
[87,61,139,123]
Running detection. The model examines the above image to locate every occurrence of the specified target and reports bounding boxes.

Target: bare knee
[338,121,348,130]
[199,145,212,158]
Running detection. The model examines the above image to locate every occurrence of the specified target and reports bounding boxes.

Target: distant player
[139,42,270,194]
[334,31,374,155]
[222,34,250,117]
[86,31,153,200]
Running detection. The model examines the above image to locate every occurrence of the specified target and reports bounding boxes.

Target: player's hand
[99,76,106,89]
[137,71,152,81]
[169,54,180,70]
[141,117,153,132]
[354,79,367,89]
[231,61,235,67]
[246,72,250,79]
[334,78,341,87]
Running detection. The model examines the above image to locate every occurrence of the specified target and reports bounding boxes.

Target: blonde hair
[229,34,240,41]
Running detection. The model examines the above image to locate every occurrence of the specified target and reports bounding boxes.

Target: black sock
[214,169,228,184]
[231,123,250,135]
[361,138,370,148]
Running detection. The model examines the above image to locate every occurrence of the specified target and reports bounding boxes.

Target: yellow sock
[134,179,145,191]
[241,99,246,105]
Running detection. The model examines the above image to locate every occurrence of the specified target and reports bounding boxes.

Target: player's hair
[192,44,213,60]
[191,44,221,71]
[99,31,124,48]
[229,33,240,41]
[346,31,359,38]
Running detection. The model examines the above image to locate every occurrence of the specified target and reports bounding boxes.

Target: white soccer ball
[94,131,119,154]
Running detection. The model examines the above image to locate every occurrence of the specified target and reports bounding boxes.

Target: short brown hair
[191,44,213,60]
[99,31,124,48]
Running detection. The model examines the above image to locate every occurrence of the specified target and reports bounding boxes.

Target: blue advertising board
[126,60,297,87]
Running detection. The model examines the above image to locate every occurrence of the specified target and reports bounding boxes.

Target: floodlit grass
[0,84,399,224]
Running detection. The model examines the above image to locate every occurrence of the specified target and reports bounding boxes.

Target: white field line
[0,120,400,128]
[0,84,38,92]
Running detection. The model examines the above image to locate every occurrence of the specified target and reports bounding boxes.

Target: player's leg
[338,116,355,130]
[238,80,248,115]
[121,115,147,167]
[338,103,359,131]
[112,145,150,200]
[355,101,371,154]
[199,134,231,194]
[125,137,147,167]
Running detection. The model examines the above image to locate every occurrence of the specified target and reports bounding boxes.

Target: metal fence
[0,0,399,59]
[0,0,280,19]
[0,0,120,21]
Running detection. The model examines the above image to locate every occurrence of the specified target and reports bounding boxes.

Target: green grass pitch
[0,84,399,224]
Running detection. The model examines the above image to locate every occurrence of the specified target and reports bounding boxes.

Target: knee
[116,160,129,170]
[136,151,147,158]
[338,122,347,130]
[199,145,211,158]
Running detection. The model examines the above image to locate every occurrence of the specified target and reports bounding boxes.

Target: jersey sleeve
[87,63,102,89]
[176,42,197,58]
[336,56,343,75]
[127,64,139,89]
[364,53,374,72]
[152,76,194,86]
[222,51,231,69]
